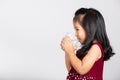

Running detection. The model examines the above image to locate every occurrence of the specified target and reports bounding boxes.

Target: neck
[93,40,98,43]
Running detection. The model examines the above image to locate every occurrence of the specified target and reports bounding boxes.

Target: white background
[0,0,120,80]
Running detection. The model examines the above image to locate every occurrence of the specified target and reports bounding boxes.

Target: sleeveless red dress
[67,42,104,80]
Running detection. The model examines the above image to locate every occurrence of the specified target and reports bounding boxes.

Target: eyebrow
[74,26,77,28]
[74,26,79,29]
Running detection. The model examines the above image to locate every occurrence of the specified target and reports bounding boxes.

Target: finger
[61,44,64,50]
[60,41,64,50]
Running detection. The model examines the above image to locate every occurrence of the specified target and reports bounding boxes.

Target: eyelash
[75,29,79,31]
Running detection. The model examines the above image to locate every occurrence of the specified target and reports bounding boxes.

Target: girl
[61,8,115,80]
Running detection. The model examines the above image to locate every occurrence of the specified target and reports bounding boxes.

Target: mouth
[77,37,80,42]
[77,37,82,43]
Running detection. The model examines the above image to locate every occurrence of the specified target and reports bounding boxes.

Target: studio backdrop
[0,0,120,80]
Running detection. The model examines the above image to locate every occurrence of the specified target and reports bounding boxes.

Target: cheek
[77,31,86,43]
[76,32,82,41]
[82,32,86,43]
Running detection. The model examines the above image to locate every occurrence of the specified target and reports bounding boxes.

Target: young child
[61,8,115,80]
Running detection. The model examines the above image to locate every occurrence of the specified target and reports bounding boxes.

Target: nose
[75,31,77,37]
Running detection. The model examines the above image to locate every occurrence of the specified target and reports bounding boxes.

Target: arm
[68,44,102,75]
[65,53,71,72]
[61,36,101,75]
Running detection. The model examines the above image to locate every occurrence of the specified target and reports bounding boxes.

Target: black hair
[73,8,115,61]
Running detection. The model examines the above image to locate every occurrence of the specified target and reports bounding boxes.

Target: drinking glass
[65,32,82,52]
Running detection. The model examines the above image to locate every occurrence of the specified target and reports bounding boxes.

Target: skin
[61,21,102,75]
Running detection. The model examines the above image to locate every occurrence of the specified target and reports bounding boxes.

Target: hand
[61,36,76,54]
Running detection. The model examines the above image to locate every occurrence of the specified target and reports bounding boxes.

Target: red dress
[67,42,104,80]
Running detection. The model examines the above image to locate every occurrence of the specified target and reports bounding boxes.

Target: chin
[79,40,82,43]
[79,40,84,44]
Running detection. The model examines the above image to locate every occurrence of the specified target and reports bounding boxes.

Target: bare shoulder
[82,44,102,63]
[88,44,102,60]
[80,44,102,74]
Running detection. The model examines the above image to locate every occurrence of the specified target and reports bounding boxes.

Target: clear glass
[65,32,82,53]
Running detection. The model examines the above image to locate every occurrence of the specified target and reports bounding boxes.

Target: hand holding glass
[65,32,82,53]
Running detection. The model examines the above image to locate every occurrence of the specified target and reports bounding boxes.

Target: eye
[75,28,79,31]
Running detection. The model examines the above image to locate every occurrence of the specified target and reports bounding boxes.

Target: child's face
[73,21,86,44]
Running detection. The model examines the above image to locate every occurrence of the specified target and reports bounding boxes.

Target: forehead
[74,17,85,28]
[73,21,81,28]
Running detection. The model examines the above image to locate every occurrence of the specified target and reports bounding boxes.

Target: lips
[77,37,80,41]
